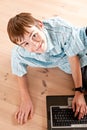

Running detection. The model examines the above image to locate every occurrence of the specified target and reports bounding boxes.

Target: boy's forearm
[14,74,33,124]
[17,74,31,101]
[68,55,82,88]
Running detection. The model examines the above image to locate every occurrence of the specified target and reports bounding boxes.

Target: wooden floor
[0,0,87,129]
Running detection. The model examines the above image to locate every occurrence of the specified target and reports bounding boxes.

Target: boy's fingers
[30,107,34,119]
[78,105,86,119]
[72,102,75,112]
[20,112,25,124]
[24,111,29,123]
[74,105,80,117]
[14,105,34,124]
[15,110,19,120]
[24,107,34,122]
[17,111,23,124]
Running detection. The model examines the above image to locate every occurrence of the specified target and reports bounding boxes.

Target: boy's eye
[32,33,37,38]
[25,42,29,46]
[33,34,36,37]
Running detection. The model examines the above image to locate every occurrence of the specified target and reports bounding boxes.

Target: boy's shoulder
[12,45,24,54]
[43,16,74,28]
[11,45,27,58]
[11,45,37,59]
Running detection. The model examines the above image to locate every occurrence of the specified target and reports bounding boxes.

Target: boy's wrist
[74,86,85,93]
[74,87,85,96]
[75,91,84,96]
[20,90,31,101]
[21,94,31,102]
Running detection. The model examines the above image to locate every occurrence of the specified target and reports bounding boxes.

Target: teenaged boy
[7,12,87,124]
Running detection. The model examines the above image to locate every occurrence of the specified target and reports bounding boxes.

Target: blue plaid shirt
[11,17,87,76]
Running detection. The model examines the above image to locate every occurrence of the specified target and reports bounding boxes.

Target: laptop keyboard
[51,106,87,127]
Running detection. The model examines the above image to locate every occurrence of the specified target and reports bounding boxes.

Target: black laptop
[46,95,87,130]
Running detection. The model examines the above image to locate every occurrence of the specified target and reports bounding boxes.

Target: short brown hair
[7,12,38,44]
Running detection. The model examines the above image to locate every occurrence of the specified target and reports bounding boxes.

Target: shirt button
[64,42,66,45]
[86,53,87,55]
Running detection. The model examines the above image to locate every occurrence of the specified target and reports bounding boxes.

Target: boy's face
[17,25,47,53]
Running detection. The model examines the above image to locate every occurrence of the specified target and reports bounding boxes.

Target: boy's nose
[32,41,40,48]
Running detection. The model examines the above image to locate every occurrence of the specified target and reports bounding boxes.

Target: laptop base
[46,95,87,130]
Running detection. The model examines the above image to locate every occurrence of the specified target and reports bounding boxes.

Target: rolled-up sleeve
[62,28,85,57]
[11,49,28,77]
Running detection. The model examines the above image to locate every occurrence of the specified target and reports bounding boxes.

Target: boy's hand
[72,92,87,119]
[15,97,34,124]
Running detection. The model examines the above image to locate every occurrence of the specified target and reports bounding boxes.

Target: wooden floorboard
[0,0,87,129]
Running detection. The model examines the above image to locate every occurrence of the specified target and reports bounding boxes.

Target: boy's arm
[68,55,87,119]
[15,74,33,124]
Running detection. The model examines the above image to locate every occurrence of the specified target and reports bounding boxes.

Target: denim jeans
[82,66,87,90]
